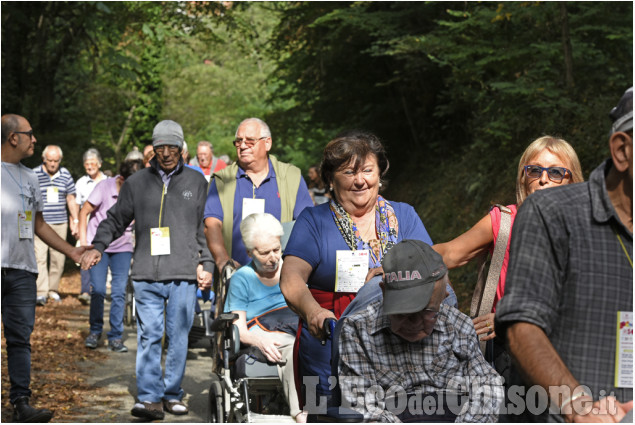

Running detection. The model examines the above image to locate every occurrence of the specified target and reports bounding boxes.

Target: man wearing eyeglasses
[338,240,503,422]
[2,114,90,422]
[32,144,79,305]
[80,120,213,421]
[203,117,313,273]
[496,88,633,422]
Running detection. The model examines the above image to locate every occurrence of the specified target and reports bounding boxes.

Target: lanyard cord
[612,223,633,268]
[2,163,26,211]
[158,184,166,227]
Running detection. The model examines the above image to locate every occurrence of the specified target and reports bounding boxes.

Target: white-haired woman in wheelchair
[224,213,307,423]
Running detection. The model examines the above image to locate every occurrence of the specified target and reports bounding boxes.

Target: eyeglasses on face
[233,136,267,147]
[13,130,34,138]
[422,308,440,321]
[154,145,180,153]
[523,165,571,183]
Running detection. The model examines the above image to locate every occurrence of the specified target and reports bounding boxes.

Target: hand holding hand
[70,245,93,265]
[80,249,101,270]
[472,312,496,341]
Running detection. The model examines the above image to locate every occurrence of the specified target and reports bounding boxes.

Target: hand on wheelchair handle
[307,307,336,342]
[320,318,337,346]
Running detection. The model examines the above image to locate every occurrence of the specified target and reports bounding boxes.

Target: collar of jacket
[149,156,185,176]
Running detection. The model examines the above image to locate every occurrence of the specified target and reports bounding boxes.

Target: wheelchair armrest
[209,313,239,332]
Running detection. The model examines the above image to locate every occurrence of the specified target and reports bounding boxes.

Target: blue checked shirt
[495,159,633,421]
[339,302,503,422]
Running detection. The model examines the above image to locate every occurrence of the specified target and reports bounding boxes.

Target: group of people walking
[1,86,632,423]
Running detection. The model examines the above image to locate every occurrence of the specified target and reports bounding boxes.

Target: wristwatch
[72,218,79,224]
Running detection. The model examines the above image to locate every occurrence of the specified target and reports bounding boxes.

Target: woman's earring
[379,182,383,188]
[329,185,333,191]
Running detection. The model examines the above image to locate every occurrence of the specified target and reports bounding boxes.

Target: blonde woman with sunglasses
[433,136,583,343]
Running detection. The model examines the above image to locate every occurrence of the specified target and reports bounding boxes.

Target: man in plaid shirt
[338,240,503,422]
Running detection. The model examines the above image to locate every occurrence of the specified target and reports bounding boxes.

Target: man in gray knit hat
[81,120,213,421]
[496,88,633,422]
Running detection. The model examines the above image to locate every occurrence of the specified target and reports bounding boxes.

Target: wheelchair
[204,262,296,423]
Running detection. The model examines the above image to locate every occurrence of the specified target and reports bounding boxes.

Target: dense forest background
[2,1,632,308]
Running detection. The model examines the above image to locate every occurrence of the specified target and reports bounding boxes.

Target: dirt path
[1,271,214,423]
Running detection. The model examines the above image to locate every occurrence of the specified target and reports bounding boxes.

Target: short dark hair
[320,130,389,193]
[119,158,144,179]
[1,114,21,144]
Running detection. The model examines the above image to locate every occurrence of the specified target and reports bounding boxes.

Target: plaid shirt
[496,159,633,421]
[339,302,503,422]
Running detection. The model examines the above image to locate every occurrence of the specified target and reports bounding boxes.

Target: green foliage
[161,2,282,160]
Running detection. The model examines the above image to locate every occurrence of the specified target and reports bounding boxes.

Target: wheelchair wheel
[207,375,224,423]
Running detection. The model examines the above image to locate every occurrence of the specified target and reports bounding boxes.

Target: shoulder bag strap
[470,205,512,351]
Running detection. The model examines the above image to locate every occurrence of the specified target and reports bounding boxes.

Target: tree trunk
[560,2,574,88]
[114,105,137,170]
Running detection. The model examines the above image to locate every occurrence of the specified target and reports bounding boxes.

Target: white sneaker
[48,292,61,302]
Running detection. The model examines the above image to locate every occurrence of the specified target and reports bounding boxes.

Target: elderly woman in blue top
[280,130,457,411]
[224,213,306,423]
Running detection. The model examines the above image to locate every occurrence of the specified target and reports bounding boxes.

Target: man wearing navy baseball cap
[338,239,503,422]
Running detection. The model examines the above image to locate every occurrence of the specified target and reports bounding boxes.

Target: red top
[200,158,228,175]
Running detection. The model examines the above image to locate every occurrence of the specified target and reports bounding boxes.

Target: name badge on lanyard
[334,250,369,293]
[150,227,171,256]
[615,311,633,388]
[242,198,265,220]
[47,187,60,203]
[18,211,33,239]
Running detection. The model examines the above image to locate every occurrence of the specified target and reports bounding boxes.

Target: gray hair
[42,145,63,159]
[83,148,102,164]
[240,213,283,251]
[197,140,213,151]
[235,118,271,139]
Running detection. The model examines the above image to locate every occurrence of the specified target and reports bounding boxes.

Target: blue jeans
[89,251,132,340]
[80,268,91,294]
[133,280,197,402]
[1,268,37,403]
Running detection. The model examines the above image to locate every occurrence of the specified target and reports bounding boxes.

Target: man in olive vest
[203,118,313,272]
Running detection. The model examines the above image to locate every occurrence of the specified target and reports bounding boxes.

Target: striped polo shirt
[33,164,76,224]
